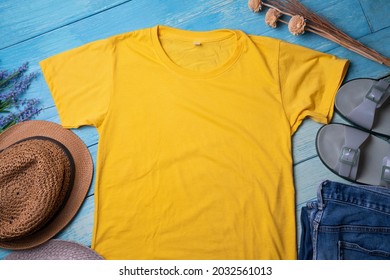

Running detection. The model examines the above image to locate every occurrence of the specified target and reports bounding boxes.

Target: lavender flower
[15,98,42,122]
[0,62,28,89]
[0,63,41,132]
[8,72,39,106]
[0,70,7,81]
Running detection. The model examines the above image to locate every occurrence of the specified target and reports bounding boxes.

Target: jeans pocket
[338,240,390,260]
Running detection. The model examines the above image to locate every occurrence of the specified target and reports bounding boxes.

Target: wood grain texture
[0,0,132,49]
[359,0,390,32]
[0,0,389,259]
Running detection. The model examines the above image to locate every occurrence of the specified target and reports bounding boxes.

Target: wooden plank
[317,0,370,38]
[0,0,131,49]
[359,0,390,32]
[0,249,10,260]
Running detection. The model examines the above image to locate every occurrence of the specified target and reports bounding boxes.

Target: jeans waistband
[317,180,390,214]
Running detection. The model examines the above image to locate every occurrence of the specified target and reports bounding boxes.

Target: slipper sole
[316,123,390,187]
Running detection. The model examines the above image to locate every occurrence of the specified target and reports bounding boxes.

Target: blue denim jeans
[299,180,390,260]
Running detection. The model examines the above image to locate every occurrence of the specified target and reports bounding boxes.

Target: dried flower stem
[259,0,390,66]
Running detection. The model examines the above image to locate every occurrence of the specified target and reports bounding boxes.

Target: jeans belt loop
[316,180,327,211]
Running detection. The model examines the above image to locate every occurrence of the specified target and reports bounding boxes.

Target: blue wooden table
[0,0,389,260]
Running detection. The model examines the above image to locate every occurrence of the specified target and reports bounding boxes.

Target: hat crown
[0,120,92,250]
[0,138,72,241]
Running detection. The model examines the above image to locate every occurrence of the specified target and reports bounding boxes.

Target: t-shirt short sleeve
[40,39,113,128]
[278,40,349,134]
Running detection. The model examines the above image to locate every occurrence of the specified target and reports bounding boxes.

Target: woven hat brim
[0,120,93,250]
[4,239,103,260]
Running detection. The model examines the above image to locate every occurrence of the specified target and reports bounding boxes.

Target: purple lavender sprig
[0,63,41,132]
[15,98,41,121]
[0,62,28,89]
[0,72,38,107]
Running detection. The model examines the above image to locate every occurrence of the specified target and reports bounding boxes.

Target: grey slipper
[316,123,390,187]
[335,78,390,137]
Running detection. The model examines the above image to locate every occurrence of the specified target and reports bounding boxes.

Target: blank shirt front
[40,25,349,259]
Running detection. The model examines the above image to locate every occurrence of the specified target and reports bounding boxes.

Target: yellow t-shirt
[40,25,349,260]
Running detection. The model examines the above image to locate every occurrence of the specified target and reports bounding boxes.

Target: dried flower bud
[288,15,306,36]
[265,9,281,28]
[248,0,262,13]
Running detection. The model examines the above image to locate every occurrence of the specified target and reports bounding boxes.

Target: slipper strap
[381,156,390,187]
[347,79,390,130]
[335,126,370,180]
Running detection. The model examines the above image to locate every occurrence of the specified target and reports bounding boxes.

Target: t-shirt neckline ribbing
[151,25,244,79]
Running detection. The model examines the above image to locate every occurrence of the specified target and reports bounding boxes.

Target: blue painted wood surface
[0,0,389,259]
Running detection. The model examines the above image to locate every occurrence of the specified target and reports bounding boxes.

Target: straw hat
[0,120,93,250]
[4,239,103,260]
